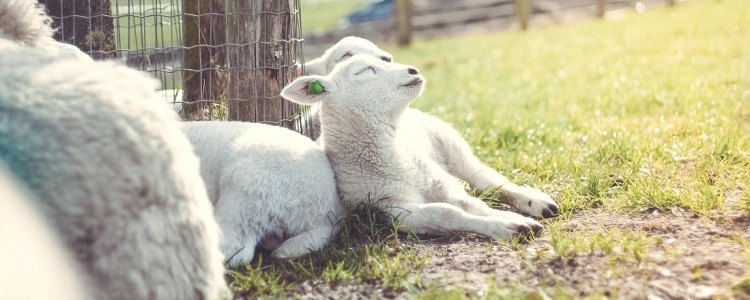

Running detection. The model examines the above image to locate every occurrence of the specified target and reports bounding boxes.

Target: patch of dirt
[288,210,750,299]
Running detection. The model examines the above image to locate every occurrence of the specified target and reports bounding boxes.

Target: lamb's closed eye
[336,51,354,62]
[355,66,376,75]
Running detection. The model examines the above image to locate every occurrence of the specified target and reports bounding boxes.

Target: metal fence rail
[301,0,668,57]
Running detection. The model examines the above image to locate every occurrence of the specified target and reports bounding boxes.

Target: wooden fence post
[666,0,676,6]
[227,0,294,125]
[183,0,226,120]
[395,0,412,46]
[597,0,606,18]
[516,0,530,31]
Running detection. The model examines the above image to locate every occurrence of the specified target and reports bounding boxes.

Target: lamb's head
[283,54,424,123]
[304,36,393,76]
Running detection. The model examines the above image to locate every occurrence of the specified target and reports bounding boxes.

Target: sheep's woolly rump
[0,0,56,52]
[0,162,90,300]
[0,42,228,299]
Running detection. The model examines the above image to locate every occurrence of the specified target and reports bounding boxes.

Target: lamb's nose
[408,68,419,75]
[380,56,392,62]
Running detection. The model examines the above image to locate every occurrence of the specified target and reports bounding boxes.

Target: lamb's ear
[281,75,337,105]
[303,57,327,75]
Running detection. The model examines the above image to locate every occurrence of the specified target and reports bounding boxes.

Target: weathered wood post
[227,0,296,127]
[597,0,607,18]
[516,0,530,31]
[183,0,227,120]
[395,0,413,46]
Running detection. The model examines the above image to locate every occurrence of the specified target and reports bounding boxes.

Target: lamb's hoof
[270,248,294,259]
[514,186,560,219]
[542,203,559,219]
[511,218,544,242]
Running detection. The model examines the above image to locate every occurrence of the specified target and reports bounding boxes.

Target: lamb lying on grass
[182,121,344,267]
[301,37,559,219]
[282,54,547,240]
[0,1,227,297]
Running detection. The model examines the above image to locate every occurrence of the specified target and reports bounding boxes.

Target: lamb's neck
[319,109,404,166]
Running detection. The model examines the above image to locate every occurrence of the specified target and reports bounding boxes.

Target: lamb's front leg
[384,202,542,240]
[446,188,544,221]
[271,225,337,259]
[436,128,559,218]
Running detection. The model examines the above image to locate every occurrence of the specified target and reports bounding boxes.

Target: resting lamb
[182,121,344,267]
[300,37,558,219]
[281,54,547,240]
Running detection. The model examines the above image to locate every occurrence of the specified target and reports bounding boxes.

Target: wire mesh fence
[39,0,310,135]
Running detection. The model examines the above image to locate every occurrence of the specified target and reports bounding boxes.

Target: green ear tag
[308,80,324,95]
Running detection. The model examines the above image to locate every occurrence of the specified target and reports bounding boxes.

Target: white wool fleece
[0,0,95,62]
[0,41,228,299]
[182,121,344,267]
[0,0,56,52]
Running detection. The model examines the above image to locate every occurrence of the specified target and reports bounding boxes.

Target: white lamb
[0,0,227,298]
[181,121,344,267]
[282,54,554,240]
[0,163,90,300]
[300,37,559,219]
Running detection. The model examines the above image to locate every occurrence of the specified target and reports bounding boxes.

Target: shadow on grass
[225,197,429,298]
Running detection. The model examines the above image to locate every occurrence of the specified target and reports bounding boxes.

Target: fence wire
[39,0,311,136]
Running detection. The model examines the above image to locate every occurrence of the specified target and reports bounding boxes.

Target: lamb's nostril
[408,68,418,75]
[380,56,392,62]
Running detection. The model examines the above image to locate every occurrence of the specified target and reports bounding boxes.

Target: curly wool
[0,39,228,300]
[0,0,56,52]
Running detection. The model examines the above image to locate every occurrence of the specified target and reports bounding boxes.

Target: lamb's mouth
[401,78,423,87]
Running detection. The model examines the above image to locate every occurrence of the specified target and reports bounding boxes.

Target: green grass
[231,0,750,297]
[546,217,656,263]
[301,0,369,33]
[112,0,182,50]
[386,0,750,216]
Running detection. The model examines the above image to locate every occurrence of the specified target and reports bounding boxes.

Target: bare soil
[288,209,750,299]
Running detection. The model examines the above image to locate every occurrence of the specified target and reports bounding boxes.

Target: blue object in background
[339,0,395,28]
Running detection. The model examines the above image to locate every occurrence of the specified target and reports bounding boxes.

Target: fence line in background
[38,0,687,137]
[303,0,682,56]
